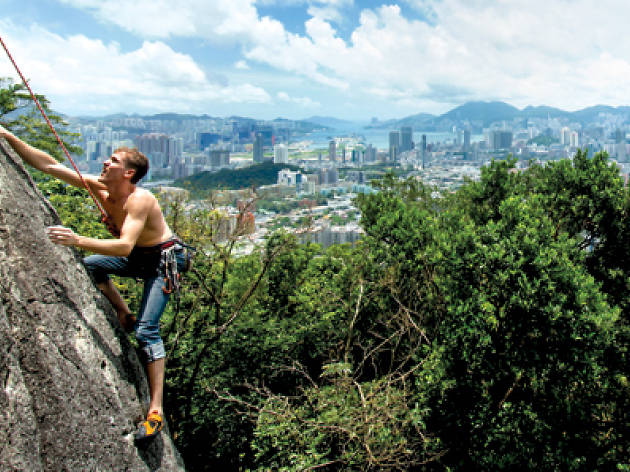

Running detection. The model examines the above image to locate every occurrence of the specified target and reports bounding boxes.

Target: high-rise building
[197,132,221,151]
[254,124,273,147]
[389,131,400,162]
[168,137,183,164]
[329,140,337,162]
[617,129,626,161]
[209,150,230,168]
[135,133,181,168]
[253,133,264,163]
[400,127,413,152]
[489,130,513,150]
[570,131,579,148]
[422,134,427,168]
[273,143,288,164]
[319,167,338,185]
[456,129,463,146]
[561,127,571,146]
[463,129,471,152]
[365,144,376,163]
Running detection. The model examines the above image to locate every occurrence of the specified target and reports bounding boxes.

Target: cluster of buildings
[324,139,380,165]
[67,115,320,179]
[65,109,630,254]
[381,114,630,174]
[388,126,415,161]
[276,167,342,194]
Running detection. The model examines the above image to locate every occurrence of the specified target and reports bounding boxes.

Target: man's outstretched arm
[48,191,150,256]
[0,125,102,190]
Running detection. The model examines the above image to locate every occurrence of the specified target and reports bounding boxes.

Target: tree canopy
[7,79,630,470]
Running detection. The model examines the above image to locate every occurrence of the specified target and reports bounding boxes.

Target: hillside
[441,100,520,124]
[303,115,357,130]
[382,100,630,130]
[176,160,302,192]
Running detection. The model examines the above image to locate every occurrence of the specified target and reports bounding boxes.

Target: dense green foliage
[175,161,302,195]
[37,151,630,471]
[161,151,629,470]
[10,82,630,470]
[527,134,559,146]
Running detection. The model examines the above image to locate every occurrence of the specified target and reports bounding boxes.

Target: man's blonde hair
[115,147,149,183]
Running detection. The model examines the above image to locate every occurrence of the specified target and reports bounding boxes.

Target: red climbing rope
[0,35,108,220]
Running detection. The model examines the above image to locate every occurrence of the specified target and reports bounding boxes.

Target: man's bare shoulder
[127,187,156,201]
[126,187,159,210]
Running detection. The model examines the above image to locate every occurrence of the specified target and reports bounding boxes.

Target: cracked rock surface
[0,140,185,471]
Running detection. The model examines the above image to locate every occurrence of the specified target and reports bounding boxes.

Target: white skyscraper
[274,143,289,164]
[561,127,571,146]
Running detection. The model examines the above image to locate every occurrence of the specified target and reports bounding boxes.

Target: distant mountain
[74,112,218,122]
[376,101,521,129]
[382,100,630,131]
[570,105,626,123]
[520,105,568,119]
[71,102,630,135]
[303,116,358,129]
[393,112,436,128]
[441,101,520,125]
[148,112,215,121]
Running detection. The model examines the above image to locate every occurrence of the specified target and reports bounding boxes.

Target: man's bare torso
[98,187,173,247]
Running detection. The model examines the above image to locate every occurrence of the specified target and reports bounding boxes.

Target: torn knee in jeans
[139,340,166,363]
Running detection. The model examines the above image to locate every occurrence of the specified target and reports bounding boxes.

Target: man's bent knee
[83,255,110,284]
[139,340,166,363]
[135,323,165,362]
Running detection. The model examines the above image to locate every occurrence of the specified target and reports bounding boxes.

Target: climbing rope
[0,35,109,221]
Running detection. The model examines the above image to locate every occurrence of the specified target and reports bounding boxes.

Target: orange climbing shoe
[134,411,163,441]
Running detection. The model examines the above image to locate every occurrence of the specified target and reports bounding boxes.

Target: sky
[0,0,629,121]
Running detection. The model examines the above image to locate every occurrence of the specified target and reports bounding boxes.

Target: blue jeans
[83,242,186,362]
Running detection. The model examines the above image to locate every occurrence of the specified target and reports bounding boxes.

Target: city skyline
[1,1,630,120]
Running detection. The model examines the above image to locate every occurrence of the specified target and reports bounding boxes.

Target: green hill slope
[175,161,302,192]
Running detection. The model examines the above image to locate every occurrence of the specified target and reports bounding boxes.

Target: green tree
[352,158,624,469]
[0,78,82,161]
[248,158,624,470]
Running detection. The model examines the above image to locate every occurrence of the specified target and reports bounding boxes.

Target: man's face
[99,152,132,183]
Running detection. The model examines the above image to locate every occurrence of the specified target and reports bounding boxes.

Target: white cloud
[277,91,321,108]
[58,0,353,91]
[0,21,270,115]
[58,0,261,41]
[402,0,439,22]
[243,0,630,112]
[307,0,353,22]
[23,1,630,115]
[235,60,250,70]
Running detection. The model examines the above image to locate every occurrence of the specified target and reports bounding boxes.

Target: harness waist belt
[133,237,181,256]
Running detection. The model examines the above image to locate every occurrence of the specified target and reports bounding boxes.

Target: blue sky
[1,0,629,120]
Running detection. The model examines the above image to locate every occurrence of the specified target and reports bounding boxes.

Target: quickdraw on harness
[0,35,117,235]
[160,238,195,294]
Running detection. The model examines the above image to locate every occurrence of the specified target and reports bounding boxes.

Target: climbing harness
[0,35,113,231]
[159,238,195,295]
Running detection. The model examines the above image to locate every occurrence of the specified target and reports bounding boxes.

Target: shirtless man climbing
[0,126,186,441]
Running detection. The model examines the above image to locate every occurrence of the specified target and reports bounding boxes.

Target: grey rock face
[0,140,185,471]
